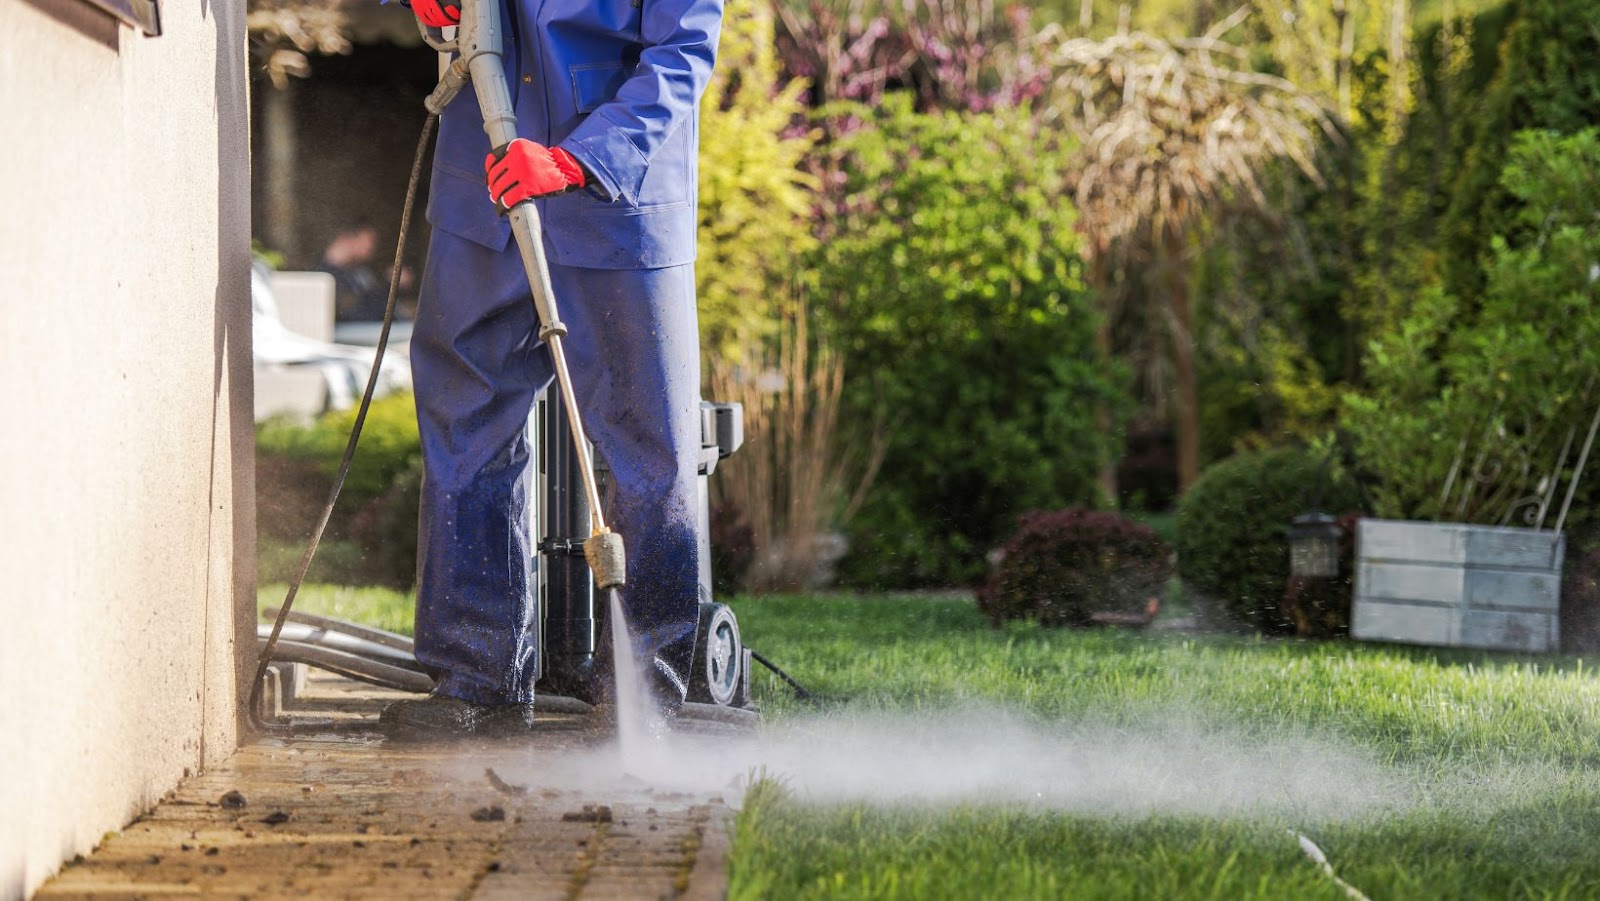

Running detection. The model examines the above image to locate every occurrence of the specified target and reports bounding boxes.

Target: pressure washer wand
[419,3,625,592]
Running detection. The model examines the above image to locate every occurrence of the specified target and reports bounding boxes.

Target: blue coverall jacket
[411,0,723,708]
[428,0,718,268]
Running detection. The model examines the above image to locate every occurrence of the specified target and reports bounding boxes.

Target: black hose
[248,113,438,732]
[748,648,820,704]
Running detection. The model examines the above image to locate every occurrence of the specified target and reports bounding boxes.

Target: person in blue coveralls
[381,0,722,736]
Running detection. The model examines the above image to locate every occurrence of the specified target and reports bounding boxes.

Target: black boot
[380,693,536,738]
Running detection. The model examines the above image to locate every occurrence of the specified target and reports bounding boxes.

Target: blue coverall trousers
[410,227,703,707]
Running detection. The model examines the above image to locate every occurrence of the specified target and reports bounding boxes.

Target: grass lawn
[727,594,1600,900]
[263,586,1600,898]
[258,581,417,637]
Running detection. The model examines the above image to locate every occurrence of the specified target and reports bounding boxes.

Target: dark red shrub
[978,508,1174,628]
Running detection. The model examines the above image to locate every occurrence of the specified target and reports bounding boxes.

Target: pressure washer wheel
[688,602,742,707]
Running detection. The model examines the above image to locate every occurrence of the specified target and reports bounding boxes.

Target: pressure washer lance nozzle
[584,529,627,591]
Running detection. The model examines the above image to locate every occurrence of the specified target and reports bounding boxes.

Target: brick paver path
[36,675,735,900]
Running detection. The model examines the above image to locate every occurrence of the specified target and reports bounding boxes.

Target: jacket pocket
[633,115,693,208]
[542,197,696,270]
[426,165,511,253]
[570,62,633,114]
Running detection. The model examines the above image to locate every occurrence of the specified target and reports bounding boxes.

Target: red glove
[408,0,460,28]
[486,140,587,209]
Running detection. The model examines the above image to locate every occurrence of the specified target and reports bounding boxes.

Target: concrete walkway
[35,674,735,900]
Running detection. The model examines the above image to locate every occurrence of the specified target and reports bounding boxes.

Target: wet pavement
[35,673,735,900]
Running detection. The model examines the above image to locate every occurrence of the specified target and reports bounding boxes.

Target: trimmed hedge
[255,391,422,509]
[1176,447,1361,633]
[978,508,1173,628]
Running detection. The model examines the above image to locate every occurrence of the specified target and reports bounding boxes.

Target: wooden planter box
[1352,518,1565,653]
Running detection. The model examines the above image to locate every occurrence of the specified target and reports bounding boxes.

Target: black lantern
[1288,512,1343,579]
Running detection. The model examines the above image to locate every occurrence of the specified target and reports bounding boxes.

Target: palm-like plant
[1043,7,1334,490]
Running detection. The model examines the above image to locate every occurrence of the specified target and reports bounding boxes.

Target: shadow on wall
[211,0,258,733]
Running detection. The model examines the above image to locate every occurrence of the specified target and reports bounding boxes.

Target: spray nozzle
[585,529,627,590]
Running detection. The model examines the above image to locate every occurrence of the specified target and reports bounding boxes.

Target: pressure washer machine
[259,397,752,716]
[535,396,751,709]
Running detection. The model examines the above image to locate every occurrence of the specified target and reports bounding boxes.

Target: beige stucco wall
[0,2,254,897]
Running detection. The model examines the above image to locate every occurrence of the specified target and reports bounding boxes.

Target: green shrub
[256,391,421,513]
[1343,129,1600,524]
[815,94,1123,589]
[978,508,1173,628]
[1438,0,1600,304]
[695,0,816,358]
[256,392,422,585]
[1176,447,1361,632]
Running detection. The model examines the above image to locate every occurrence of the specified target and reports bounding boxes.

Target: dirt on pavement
[35,673,737,900]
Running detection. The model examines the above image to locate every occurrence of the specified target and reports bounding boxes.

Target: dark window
[81,0,161,35]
